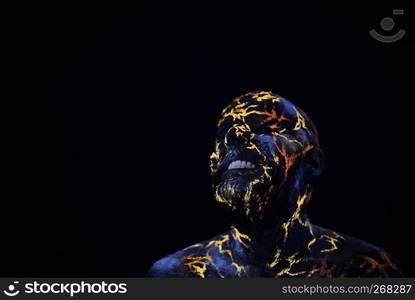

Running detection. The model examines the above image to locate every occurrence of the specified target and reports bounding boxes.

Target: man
[147,91,401,277]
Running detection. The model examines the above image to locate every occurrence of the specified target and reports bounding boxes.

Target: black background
[4,1,412,277]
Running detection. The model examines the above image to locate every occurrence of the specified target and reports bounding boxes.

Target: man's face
[210,92,318,224]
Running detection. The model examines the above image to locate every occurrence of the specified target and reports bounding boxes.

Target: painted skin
[147,91,402,278]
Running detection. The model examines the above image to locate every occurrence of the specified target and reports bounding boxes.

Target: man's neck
[228,191,316,264]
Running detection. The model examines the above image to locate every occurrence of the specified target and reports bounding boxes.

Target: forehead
[219,92,300,128]
[217,91,319,145]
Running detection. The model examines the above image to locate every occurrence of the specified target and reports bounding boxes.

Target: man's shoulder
[146,254,182,277]
[340,235,402,277]
[312,225,402,277]
[145,243,205,277]
[146,232,230,277]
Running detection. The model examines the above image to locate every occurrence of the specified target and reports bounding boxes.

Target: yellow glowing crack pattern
[320,232,346,253]
[275,252,308,277]
[293,106,313,136]
[180,231,249,277]
[147,91,402,278]
[231,225,252,248]
[281,193,308,244]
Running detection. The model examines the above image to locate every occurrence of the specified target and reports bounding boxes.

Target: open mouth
[222,159,259,180]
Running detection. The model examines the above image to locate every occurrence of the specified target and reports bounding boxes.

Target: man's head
[210,91,324,229]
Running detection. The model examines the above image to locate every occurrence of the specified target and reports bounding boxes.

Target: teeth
[227,160,256,170]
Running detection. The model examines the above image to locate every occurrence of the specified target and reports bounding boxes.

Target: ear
[305,147,325,179]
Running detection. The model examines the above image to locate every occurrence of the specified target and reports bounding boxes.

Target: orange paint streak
[313,258,336,278]
[359,252,398,277]
[277,142,314,181]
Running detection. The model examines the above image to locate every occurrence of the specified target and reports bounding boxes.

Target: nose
[224,125,252,148]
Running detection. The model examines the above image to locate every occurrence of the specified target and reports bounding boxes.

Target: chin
[215,171,274,218]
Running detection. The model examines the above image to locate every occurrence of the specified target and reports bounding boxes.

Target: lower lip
[222,168,259,180]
